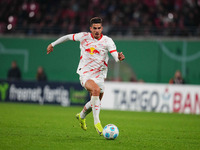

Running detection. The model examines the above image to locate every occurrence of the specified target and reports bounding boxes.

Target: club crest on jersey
[85,47,100,55]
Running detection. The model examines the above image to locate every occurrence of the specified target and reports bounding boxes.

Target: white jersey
[51,32,119,79]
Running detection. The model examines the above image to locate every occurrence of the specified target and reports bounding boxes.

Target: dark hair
[90,17,102,26]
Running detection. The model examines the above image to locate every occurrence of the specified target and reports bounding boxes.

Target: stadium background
[0,38,200,84]
[0,0,200,84]
[0,0,200,149]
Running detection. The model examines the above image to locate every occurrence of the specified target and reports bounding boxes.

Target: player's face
[90,23,103,39]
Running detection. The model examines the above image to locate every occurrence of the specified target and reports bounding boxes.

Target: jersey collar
[91,33,103,41]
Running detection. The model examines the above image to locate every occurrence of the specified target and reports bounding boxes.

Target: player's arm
[47,44,53,54]
[110,51,125,62]
[108,38,125,62]
[47,33,85,54]
[47,34,74,54]
[118,52,125,61]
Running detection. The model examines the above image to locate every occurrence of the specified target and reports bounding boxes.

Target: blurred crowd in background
[0,0,200,36]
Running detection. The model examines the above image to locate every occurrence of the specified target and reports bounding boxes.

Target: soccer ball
[103,124,119,140]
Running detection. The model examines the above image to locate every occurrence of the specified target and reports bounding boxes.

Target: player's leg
[76,76,92,131]
[85,79,103,135]
[76,78,104,134]
[76,78,92,131]
[99,93,104,100]
[85,79,100,96]
[80,92,103,119]
[85,79,101,124]
[92,92,104,135]
[80,100,92,119]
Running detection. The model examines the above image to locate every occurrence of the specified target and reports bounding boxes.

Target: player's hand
[47,44,53,54]
[118,52,125,61]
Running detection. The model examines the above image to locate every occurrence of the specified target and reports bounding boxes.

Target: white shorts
[79,76,105,93]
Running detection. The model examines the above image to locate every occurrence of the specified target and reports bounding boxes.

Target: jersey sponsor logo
[85,47,100,55]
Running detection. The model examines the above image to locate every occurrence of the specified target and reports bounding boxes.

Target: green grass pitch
[0,102,200,150]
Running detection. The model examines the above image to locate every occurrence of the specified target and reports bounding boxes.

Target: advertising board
[102,82,200,114]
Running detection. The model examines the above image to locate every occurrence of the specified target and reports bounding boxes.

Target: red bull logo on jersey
[85,47,100,55]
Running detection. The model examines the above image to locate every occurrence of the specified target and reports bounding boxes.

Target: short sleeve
[107,37,117,52]
[106,37,119,62]
[73,32,88,42]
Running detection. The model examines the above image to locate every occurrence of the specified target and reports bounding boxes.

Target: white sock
[80,101,92,119]
[91,96,101,125]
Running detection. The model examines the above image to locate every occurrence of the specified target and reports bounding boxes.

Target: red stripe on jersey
[104,61,108,67]
[91,69,101,75]
[83,69,94,74]
[110,50,117,53]
[83,60,94,69]
[73,34,75,41]
[80,56,82,60]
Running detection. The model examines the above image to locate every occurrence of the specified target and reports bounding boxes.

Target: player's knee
[92,87,100,96]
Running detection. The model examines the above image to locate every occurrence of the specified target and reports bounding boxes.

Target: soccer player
[47,17,125,136]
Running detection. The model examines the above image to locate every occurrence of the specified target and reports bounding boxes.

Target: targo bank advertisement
[102,82,200,115]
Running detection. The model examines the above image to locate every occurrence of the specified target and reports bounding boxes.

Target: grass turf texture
[0,103,200,150]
